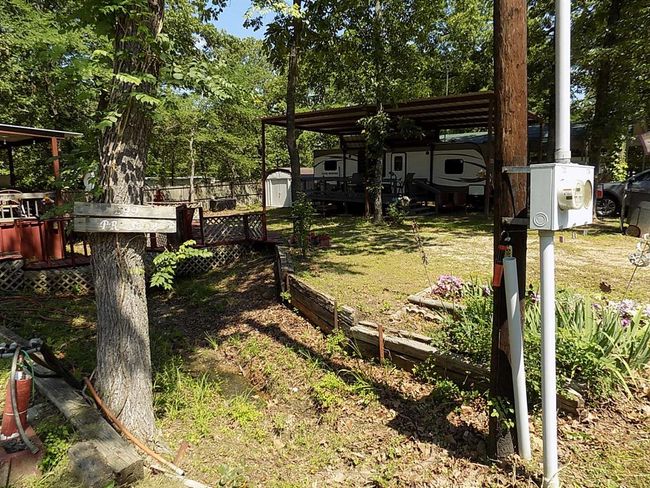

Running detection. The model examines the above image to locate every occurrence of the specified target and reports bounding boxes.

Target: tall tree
[249,1,310,200]
[286,0,303,201]
[306,0,421,222]
[90,0,165,440]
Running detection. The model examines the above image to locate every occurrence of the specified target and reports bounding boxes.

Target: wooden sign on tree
[74,202,177,233]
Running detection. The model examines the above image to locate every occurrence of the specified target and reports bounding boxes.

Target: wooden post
[243,214,251,241]
[261,122,267,211]
[428,142,434,185]
[7,146,16,188]
[489,0,529,458]
[51,137,61,204]
[485,99,494,216]
[377,322,385,364]
[198,206,205,246]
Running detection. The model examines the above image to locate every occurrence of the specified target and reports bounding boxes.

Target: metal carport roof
[262,91,541,135]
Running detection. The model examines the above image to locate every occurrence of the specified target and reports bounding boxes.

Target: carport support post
[51,137,62,204]
[7,146,16,188]
[489,0,529,458]
[261,122,268,239]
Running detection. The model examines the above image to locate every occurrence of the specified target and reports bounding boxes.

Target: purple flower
[527,289,540,304]
[481,285,492,297]
[431,275,464,299]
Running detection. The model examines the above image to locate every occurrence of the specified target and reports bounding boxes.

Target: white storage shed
[265,169,292,208]
[264,167,315,208]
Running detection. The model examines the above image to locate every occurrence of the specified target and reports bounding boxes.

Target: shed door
[270,179,290,207]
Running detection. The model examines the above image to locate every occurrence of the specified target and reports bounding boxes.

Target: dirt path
[148,257,650,487]
[2,255,648,487]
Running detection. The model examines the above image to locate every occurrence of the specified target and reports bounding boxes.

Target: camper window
[393,155,404,172]
[444,159,464,175]
[324,160,338,172]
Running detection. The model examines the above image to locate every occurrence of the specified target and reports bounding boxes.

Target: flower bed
[418,275,650,401]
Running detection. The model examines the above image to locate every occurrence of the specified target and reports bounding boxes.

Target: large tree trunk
[369,156,383,224]
[489,0,528,458]
[91,0,164,442]
[287,0,302,202]
[369,0,385,224]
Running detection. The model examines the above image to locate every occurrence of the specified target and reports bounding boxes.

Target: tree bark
[287,0,302,202]
[370,154,383,224]
[91,0,164,442]
[489,0,528,459]
[369,0,385,224]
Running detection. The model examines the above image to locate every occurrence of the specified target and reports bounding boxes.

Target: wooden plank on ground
[407,294,466,314]
[0,326,143,485]
[278,273,585,415]
[350,322,488,384]
[290,292,334,334]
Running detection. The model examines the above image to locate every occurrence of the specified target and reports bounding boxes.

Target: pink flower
[431,275,464,299]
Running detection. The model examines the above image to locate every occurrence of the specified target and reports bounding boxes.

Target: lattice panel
[247,213,265,240]
[23,266,94,295]
[202,215,246,244]
[146,233,169,249]
[176,244,250,276]
[0,260,24,292]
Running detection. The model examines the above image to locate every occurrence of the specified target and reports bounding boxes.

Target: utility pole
[489,0,529,458]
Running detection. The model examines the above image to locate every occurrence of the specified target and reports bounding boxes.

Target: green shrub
[291,193,315,257]
[385,196,410,225]
[150,240,213,290]
[433,279,650,401]
[445,293,493,366]
[37,422,73,473]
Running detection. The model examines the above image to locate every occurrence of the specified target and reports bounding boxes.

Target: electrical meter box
[529,163,594,231]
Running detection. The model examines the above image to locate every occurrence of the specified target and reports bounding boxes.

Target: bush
[291,192,315,257]
[150,240,213,290]
[385,196,410,225]
[432,275,650,401]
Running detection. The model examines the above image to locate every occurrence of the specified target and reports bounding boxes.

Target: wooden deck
[306,191,398,205]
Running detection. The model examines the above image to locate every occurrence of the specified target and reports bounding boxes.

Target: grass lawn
[1,258,649,487]
[0,258,650,488]
[266,209,650,326]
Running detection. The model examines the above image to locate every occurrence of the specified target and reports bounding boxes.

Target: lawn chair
[0,190,25,220]
[402,173,415,196]
[351,173,364,193]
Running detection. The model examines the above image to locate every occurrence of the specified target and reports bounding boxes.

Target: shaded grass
[1,259,648,487]
[267,209,649,322]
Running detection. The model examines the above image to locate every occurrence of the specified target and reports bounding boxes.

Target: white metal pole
[540,231,559,488]
[555,0,572,163]
[503,257,532,460]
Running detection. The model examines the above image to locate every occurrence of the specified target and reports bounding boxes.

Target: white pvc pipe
[540,231,559,488]
[555,0,572,163]
[503,257,532,460]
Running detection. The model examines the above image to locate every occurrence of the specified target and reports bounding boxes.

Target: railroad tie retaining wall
[274,246,584,415]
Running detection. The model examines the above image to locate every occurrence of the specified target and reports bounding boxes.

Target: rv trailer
[312,143,487,203]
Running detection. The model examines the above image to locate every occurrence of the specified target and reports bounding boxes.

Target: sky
[215,1,266,39]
